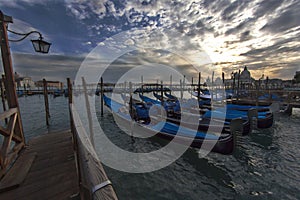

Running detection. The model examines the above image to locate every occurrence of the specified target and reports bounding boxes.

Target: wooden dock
[0,130,79,200]
[0,13,117,200]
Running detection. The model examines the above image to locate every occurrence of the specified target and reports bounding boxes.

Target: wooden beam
[0,127,22,143]
[0,12,24,144]
[0,113,18,168]
[82,77,94,148]
[70,105,118,199]
[0,108,17,121]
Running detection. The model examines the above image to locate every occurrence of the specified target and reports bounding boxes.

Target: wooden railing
[0,11,25,179]
[0,108,25,178]
[67,79,118,200]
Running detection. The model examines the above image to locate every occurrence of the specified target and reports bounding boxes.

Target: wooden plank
[0,113,18,167]
[29,151,74,172]
[0,152,36,193]
[0,130,79,200]
[28,131,71,145]
[0,108,17,121]
[5,142,25,169]
[27,139,73,153]
[24,160,76,183]
[0,171,76,200]
[0,127,22,143]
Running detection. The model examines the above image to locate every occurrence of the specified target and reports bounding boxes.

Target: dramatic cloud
[1,53,84,83]
[0,0,299,80]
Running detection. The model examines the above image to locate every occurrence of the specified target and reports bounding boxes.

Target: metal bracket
[3,15,13,23]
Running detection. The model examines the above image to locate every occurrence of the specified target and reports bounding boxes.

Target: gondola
[103,94,243,155]
[139,93,252,135]
[151,91,273,130]
[204,107,274,129]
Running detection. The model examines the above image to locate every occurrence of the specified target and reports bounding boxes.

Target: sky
[0,0,299,83]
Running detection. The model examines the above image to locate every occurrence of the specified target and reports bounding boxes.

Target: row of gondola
[102,86,274,155]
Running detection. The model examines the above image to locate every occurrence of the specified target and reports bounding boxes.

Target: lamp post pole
[0,11,25,142]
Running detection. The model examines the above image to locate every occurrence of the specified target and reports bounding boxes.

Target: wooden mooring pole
[100,77,104,117]
[170,75,172,94]
[67,78,74,135]
[160,81,164,105]
[43,79,50,126]
[82,77,95,147]
[180,79,183,100]
[67,78,73,104]
[197,72,201,102]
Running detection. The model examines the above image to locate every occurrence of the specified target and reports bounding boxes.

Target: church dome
[240,66,250,80]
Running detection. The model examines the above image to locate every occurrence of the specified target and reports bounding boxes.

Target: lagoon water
[5,95,300,200]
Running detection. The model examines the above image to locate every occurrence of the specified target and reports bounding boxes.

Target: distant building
[268,78,283,89]
[239,66,254,89]
[294,71,300,83]
[14,72,35,89]
[35,80,63,89]
[21,77,35,88]
[282,80,293,88]
[224,66,254,89]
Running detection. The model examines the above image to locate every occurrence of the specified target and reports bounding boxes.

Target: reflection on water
[1,95,298,200]
[0,95,70,140]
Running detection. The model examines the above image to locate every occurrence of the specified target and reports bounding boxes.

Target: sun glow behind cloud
[63,0,299,79]
[1,0,299,80]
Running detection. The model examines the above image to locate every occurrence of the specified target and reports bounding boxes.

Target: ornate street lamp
[8,29,51,54]
[31,38,51,53]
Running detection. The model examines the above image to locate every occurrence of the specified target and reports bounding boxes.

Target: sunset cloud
[1,0,299,80]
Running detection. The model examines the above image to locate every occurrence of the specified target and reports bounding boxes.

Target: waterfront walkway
[0,130,79,200]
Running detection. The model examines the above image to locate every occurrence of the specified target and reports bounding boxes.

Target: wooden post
[100,77,104,117]
[0,12,25,173]
[67,78,82,197]
[232,74,236,97]
[0,75,7,124]
[160,81,164,105]
[180,79,183,100]
[222,72,225,100]
[67,78,73,104]
[170,75,172,95]
[129,81,133,132]
[43,79,50,126]
[222,72,225,84]
[211,71,215,100]
[67,78,74,137]
[141,76,143,96]
[183,75,186,93]
[0,11,25,142]
[197,72,201,102]
[237,70,241,102]
[82,77,94,147]
[23,83,26,96]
